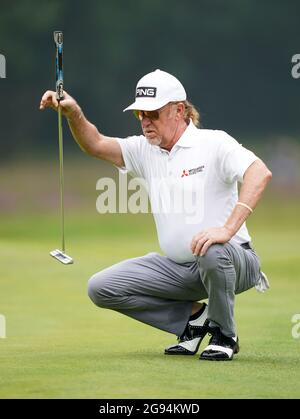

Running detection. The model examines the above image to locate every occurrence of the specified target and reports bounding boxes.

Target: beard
[144,132,162,146]
[146,136,162,146]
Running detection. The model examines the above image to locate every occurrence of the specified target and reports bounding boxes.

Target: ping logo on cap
[136,87,157,98]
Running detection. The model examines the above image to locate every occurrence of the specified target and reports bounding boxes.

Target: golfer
[40,69,272,361]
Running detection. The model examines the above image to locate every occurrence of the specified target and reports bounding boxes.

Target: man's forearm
[224,159,272,237]
[66,106,102,156]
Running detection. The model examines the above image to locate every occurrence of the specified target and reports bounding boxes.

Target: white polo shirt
[116,122,258,263]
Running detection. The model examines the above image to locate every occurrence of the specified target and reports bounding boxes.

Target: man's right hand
[39,90,80,119]
[39,90,124,167]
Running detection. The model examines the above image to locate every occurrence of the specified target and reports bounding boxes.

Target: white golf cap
[123,69,187,112]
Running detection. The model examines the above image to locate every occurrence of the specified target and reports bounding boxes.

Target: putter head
[50,249,73,265]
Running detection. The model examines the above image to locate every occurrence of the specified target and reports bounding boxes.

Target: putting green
[0,160,299,398]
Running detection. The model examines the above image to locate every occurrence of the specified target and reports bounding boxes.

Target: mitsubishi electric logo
[181,165,205,177]
[136,87,157,98]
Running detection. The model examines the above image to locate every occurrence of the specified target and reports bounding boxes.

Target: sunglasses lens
[148,110,159,120]
[133,110,159,121]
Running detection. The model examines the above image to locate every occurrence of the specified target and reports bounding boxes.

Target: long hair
[182,100,200,127]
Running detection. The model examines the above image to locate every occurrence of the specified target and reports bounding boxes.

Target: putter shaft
[58,104,65,253]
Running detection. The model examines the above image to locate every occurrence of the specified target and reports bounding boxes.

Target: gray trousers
[88,242,261,337]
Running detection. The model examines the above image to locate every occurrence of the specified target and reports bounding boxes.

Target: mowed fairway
[0,160,300,399]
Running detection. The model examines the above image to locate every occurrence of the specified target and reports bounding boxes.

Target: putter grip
[54,31,64,101]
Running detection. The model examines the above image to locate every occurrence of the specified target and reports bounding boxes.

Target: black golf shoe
[199,327,239,361]
[164,303,209,355]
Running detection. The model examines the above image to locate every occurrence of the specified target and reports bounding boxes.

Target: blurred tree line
[0,0,299,160]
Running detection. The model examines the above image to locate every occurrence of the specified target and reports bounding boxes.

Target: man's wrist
[66,105,83,122]
[223,224,235,237]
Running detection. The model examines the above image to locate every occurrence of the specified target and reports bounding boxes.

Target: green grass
[0,160,300,399]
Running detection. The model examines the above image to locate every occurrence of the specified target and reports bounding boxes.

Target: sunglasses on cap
[133,103,173,121]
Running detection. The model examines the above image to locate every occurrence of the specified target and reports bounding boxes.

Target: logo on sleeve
[181,165,205,178]
[136,87,157,98]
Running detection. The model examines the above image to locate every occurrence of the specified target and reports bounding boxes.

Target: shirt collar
[174,120,200,148]
[153,120,200,154]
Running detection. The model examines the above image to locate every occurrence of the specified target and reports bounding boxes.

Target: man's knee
[197,244,228,272]
[87,272,112,308]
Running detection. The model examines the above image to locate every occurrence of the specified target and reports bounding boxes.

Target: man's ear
[175,102,185,120]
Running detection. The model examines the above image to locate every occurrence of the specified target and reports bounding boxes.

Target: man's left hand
[191,226,233,257]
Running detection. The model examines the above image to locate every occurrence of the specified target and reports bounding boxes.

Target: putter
[50,31,73,265]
